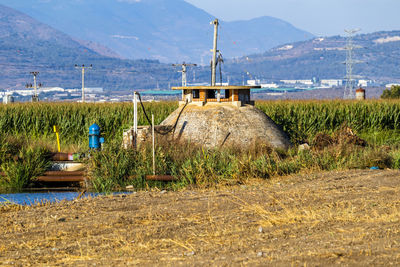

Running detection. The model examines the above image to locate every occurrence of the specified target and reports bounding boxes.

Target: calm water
[0,192,99,205]
[0,191,131,206]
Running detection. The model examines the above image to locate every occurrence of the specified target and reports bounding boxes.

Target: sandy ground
[1,169,400,266]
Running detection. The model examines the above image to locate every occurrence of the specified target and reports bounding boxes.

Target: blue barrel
[89,123,101,149]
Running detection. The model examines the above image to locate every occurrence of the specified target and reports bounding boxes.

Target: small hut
[175,85,260,107]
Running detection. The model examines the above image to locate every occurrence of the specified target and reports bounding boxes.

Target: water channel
[0,191,130,206]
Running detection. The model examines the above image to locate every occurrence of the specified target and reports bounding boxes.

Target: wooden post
[152,114,156,176]
[133,92,138,149]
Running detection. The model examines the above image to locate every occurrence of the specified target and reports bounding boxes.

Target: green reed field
[1,100,400,192]
[1,100,400,146]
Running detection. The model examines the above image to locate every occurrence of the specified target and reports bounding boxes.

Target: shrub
[381,85,400,99]
[0,147,51,191]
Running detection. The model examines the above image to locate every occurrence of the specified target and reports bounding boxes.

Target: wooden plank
[44,171,85,176]
[1,172,85,178]
[145,175,177,182]
[36,176,85,182]
[199,89,206,102]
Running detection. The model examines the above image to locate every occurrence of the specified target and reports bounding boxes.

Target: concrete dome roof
[160,103,292,150]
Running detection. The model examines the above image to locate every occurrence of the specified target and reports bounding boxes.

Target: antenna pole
[211,19,219,86]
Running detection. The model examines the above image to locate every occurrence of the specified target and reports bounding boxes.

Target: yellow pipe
[53,125,61,152]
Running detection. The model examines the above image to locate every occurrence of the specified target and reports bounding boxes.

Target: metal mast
[343,29,361,99]
[75,64,92,103]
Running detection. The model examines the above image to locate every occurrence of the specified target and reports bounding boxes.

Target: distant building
[386,83,400,88]
[261,83,279,88]
[358,80,379,87]
[247,80,261,86]
[65,88,103,94]
[280,80,313,86]
[320,79,343,87]
[12,90,34,96]
[39,87,65,93]
[85,87,103,93]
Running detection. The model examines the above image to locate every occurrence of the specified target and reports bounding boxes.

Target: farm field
[2,100,400,192]
[1,100,400,147]
[1,169,400,266]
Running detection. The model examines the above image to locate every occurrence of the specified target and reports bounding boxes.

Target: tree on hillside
[381,85,400,99]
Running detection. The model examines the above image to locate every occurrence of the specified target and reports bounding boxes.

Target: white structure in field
[39,87,65,93]
[320,79,343,87]
[386,83,400,88]
[247,80,261,86]
[280,79,313,86]
[261,83,279,88]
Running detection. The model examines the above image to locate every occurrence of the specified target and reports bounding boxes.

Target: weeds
[0,146,51,191]
[87,142,144,193]
[2,101,400,192]
[85,135,399,192]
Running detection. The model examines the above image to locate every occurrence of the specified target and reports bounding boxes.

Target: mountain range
[0,0,314,63]
[0,4,178,91]
[225,31,400,83]
[1,2,400,94]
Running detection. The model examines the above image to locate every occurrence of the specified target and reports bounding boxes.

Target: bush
[381,85,400,99]
[0,147,51,191]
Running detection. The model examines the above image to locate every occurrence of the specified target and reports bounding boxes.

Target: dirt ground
[1,169,400,266]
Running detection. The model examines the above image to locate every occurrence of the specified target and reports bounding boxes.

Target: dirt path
[1,170,400,266]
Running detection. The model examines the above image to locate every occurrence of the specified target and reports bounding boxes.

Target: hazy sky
[185,0,400,36]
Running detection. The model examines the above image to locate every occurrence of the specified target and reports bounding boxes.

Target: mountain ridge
[224,30,400,83]
[0,4,176,91]
[0,0,314,62]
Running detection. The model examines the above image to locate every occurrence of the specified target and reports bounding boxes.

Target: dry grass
[1,170,400,266]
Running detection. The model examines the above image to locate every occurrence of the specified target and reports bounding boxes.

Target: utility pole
[75,64,92,103]
[343,29,362,99]
[172,62,197,87]
[211,19,219,87]
[26,71,41,102]
[173,62,197,102]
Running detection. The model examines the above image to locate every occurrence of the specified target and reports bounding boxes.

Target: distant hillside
[0,0,314,62]
[224,31,400,83]
[3,4,399,94]
[0,5,182,91]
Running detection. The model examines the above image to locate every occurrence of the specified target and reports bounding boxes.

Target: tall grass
[0,102,177,147]
[85,138,397,192]
[1,100,400,147]
[256,100,400,143]
[2,100,400,192]
[0,146,51,191]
